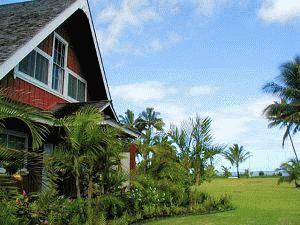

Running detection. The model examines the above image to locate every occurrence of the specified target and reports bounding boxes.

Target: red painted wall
[1,76,67,110]
[129,143,136,170]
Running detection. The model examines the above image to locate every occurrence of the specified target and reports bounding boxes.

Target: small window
[19,50,49,84]
[0,133,27,171]
[52,37,66,94]
[68,73,86,101]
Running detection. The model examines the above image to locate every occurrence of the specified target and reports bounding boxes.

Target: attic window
[68,73,86,102]
[18,50,49,84]
[52,37,66,94]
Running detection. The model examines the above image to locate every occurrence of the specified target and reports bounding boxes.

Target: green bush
[98,194,125,219]
[0,201,23,225]
[259,171,265,176]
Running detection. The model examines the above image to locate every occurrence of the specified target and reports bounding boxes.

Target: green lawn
[145,178,300,225]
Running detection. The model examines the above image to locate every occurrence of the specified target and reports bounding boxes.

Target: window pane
[7,135,25,150]
[35,53,49,84]
[77,80,86,102]
[19,51,36,77]
[68,74,77,99]
[54,38,65,67]
[0,134,7,147]
[52,65,64,93]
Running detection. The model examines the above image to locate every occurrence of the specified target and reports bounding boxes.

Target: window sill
[14,70,79,104]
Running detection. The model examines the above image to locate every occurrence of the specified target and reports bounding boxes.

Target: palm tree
[51,106,124,202]
[263,56,300,163]
[190,117,213,185]
[278,158,300,188]
[134,108,165,172]
[136,108,165,133]
[119,109,136,129]
[52,106,104,200]
[170,116,220,185]
[205,145,225,167]
[223,144,251,178]
[0,89,54,196]
[169,124,193,170]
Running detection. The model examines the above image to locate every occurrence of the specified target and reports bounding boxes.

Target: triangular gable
[0,0,112,102]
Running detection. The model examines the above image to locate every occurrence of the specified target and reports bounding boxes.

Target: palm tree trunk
[87,171,93,207]
[288,131,299,163]
[236,163,240,178]
[75,169,81,199]
[195,171,200,186]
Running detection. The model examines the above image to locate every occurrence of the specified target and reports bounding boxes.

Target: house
[0,0,138,192]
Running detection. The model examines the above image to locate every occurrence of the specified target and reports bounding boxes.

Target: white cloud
[189,85,220,96]
[96,0,157,52]
[150,32,183,51]
[195,0,232,16]
[258,0,300,23]
[150,39,164,51]
[207,95,275,144]
[111,81,177,103]
[168,32,183,44]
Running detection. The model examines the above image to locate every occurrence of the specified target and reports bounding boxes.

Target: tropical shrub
[97,195,126,219]
[259,171,265,176]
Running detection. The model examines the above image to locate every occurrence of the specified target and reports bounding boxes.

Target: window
[0,132,27,171]
[52,37,66,94]
[68,73,86,101]
[19,50,49,84]
[15,33,87,103]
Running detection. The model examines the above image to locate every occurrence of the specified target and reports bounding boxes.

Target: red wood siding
[37,27,83,76]
[130,143,136,170]
[56,26,83,76]
[38,33,53,56]
[1,75,67,110]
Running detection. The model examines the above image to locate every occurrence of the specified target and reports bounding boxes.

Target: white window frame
[51,32,68,95]
[66,69,88,102]
[14,32,87,103]
[0,130,29,172]
[15,47,52,88]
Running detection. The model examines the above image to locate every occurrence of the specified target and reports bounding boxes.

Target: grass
[144,178,300,225]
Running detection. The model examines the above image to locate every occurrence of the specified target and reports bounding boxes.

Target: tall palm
[52,106,104,200]
[278,158,300,188]
[135,108,165,172]
[223,144,251,178]
[119,109,136,129]
[136,108,165,133]
[205,145,225,167]
[170,116,219,185]
[263,56,300,163]
[190,117,214,185]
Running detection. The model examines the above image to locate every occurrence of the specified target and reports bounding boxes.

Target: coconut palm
[136,108,165,133]
[205,145,225,167]
[119,109,136,129]
[263,56,300,163]
[223,144,251,178]
[278,158,300,188]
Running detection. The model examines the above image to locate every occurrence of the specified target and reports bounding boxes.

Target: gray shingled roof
[0,0,77,65]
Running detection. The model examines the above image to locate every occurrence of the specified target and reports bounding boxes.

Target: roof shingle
[0,0,77,65]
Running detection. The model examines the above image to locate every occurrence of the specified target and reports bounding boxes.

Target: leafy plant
[223,144,251,178]
[278,158,300,188]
